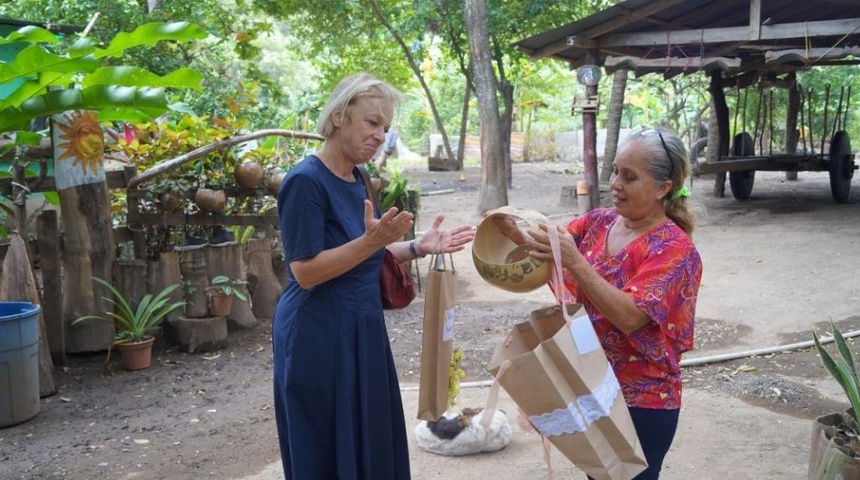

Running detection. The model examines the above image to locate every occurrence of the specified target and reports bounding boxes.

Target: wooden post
[583,50,600,211]
[53,111,115,352]
[35,210,65,365]
[785,74,800,181]
[709,71,730,197]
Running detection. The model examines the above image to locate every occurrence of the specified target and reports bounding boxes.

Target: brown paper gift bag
[417,253,456,421]
[485,227,647,480]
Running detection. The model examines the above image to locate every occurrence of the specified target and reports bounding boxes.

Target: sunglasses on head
[654,129,675,181]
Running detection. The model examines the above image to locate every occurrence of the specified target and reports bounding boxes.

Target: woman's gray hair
[623,126,688,190]
[623,126,696,235]
[316,72,403,138]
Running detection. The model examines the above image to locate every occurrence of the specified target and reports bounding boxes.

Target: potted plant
[810,325,860,478]
[205,275,250,317]
[71,277,186,371]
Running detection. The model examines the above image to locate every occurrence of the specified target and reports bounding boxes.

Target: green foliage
[448,346,466,408]
[71,277,185,343]
[0,22,205,133]
[207,275,249,303]
[228,225,255,245]
[379,164,419,213]
[814,325,860,431]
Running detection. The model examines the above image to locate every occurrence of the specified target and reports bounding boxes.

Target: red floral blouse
[561,208,702,409]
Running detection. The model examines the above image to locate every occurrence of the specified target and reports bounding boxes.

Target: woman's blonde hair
[623,127,695,235]
[316,72,403,138]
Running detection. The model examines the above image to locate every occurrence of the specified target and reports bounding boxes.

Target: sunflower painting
[53,110,107,189]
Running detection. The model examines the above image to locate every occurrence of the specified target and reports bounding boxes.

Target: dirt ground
[3,160,860,479]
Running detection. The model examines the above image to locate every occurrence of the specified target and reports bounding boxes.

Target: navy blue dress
[273,156,411,479]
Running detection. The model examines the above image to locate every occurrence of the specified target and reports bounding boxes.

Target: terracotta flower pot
[234,161,264,188]
[116,336,155,371]
[207,290,234,317]
[195,188,227,213]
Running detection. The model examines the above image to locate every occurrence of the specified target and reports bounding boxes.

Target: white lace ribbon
[527,368,620,437]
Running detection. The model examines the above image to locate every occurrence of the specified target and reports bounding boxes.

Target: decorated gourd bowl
[471,206,552,293]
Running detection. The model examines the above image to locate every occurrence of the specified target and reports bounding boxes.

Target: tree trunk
[785,74,800,181]
[601,69,628,182]
[708,73,730,197]
[466,0,508,213]
[53,111,115,353]
[366,0,457,166]
[457,82,470,167]
[499,79,514,189]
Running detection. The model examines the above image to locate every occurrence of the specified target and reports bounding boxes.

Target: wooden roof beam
[527,0,689,61]
[749,0,761,40]
[604,55,742,73]
[765,46,860,64]
[586,18,860,49]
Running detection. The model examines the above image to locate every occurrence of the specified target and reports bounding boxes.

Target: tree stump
[176,245,209,318]
[114,260,147,312]
[205,241,256,330]
[271,236,288,289]
[246,238,281,320]
[0,235,55,397]
[146,252,183,308]
[36,210,64,365]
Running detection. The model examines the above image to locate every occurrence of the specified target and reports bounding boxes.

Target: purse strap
[356,166,377,211]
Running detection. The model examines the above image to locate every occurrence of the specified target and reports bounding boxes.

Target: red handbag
[358,167,417,310]
[380,248,416,309]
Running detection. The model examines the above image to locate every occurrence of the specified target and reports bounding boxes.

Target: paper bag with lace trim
[485,228,647,480]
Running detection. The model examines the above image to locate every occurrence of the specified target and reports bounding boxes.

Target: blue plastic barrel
[0,302,41,428]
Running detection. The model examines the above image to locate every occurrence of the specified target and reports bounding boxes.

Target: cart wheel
[829,130,853,203]
[729,132,755,200]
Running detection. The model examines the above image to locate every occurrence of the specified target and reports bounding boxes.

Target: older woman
[509,127,702,480]
[273,73,473,479]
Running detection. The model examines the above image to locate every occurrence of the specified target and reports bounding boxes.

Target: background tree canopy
[3,0,858,158]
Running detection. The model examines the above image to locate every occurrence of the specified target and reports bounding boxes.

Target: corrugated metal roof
[515,0,860,76]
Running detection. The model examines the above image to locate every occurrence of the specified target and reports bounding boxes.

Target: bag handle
[546,226,572,326]
[427,233,455,274]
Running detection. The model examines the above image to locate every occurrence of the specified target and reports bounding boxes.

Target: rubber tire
[829,130,853,203]
[729,132,755,200]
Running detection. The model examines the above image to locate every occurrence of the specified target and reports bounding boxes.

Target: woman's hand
[525,223,586,270]
[416,214,475,256]
[492,214,532,245]
[363,200,414,249]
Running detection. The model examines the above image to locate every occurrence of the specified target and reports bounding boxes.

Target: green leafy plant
[814,325,860,432]
[207,275,250,303]
[228,225,255,245]
[379,164,419,214]
[0,22,206,134]
[71,277,185,343]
